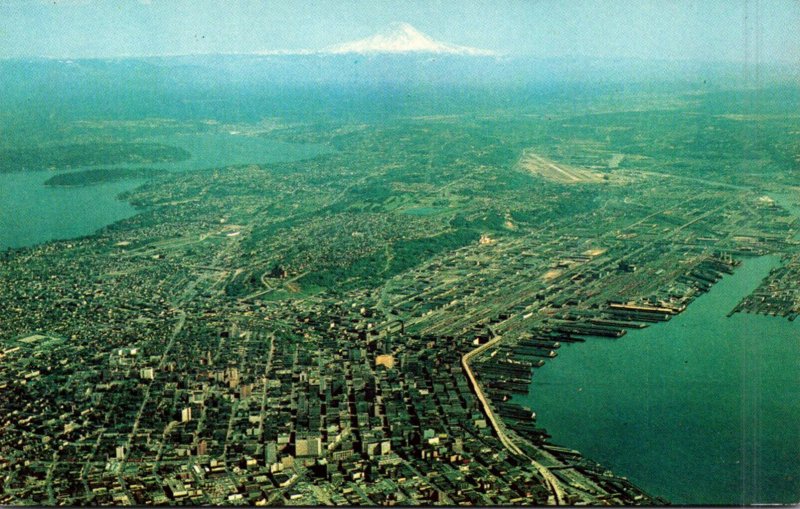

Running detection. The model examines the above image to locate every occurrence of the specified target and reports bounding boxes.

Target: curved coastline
[0,136,330,251]
[521,255,800,505]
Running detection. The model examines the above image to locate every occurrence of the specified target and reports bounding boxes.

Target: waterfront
[0,134,327,250]
[0,171,142,250]
[523,255,800,505]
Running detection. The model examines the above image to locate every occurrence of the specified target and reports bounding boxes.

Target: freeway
[461,333,567,505]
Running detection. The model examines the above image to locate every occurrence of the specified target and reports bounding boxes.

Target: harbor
[519,255,800,505]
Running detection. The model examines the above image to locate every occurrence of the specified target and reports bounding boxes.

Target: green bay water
[521,255,800,505]
[0,171,143,250]
[142,133,328,172]
[0,134,327,249]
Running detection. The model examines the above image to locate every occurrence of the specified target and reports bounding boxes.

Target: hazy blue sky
[1,0,798,63]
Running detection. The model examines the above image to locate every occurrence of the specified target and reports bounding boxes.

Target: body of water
[146,133,328,172]
[0,171,142,250]
[0,134,327,250]
[520,255,800,505]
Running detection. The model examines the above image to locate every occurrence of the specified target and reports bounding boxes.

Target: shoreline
[512,254,798,504]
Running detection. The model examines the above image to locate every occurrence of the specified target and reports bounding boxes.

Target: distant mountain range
[1,52,791,99]
[1,21,795,89]
[1,21,797,91]
[0,23,795,122]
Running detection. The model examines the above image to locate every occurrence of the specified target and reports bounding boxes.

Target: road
[461,334,566,505]
[113,306,187,499]
[255,332,276,456]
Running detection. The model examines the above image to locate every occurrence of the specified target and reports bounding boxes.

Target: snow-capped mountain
[323,22,495,56]
[257,22,496,56]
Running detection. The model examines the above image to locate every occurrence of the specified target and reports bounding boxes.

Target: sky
[0,0,798,63]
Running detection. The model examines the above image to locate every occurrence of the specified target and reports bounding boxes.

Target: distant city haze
[1,0,798,64]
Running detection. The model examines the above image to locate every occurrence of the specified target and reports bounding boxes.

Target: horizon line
[1,52,798,68]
